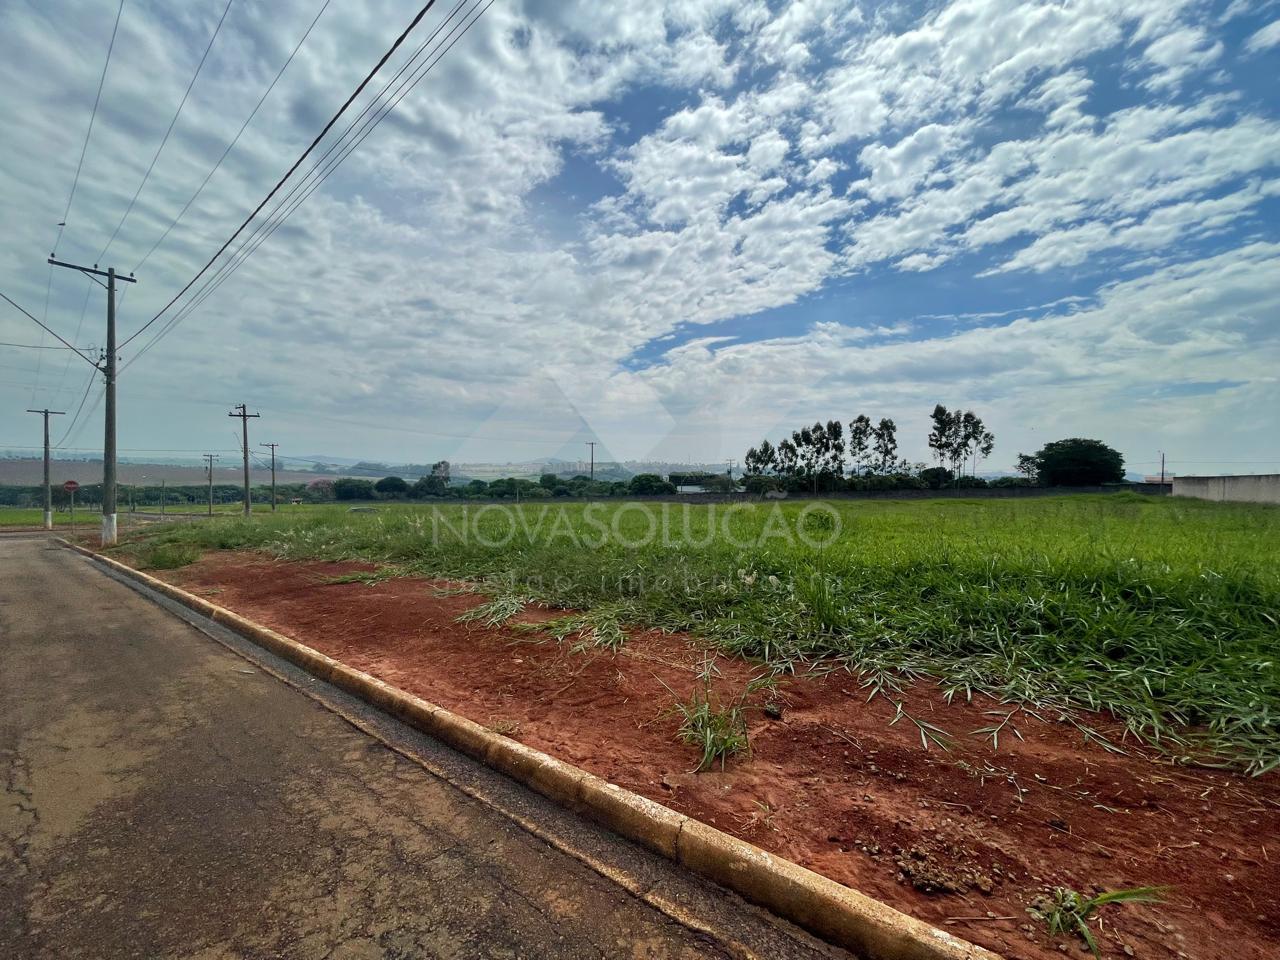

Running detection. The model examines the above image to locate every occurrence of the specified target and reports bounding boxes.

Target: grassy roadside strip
[108,495,1280,774]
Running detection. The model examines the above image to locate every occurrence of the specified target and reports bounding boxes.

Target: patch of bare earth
[158,552,1280,960]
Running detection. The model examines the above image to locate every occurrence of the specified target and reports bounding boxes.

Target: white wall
[1172,474,1280,504]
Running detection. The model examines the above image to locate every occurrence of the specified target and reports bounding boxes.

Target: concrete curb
[60,539,1000,960]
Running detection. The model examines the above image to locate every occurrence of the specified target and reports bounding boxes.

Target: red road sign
[63,480,80,493]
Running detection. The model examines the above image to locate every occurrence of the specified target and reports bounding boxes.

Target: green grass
[135,542,202,570]
[0,507,86,527]
[112,495,1280,773]
[0,502,282,525]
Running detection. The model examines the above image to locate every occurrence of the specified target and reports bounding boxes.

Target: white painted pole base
[101,513,118,547]
[43,511,52,530]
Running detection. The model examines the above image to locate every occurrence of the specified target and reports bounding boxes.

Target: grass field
[115,494,1280,773]
[0,507,83,527]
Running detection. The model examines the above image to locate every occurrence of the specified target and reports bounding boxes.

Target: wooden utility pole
[47,258,136,546]
[228,404,260,516]
[26,408,65,530]
[586,441,597,480]
[202,453,218,516]
[260,442,278,511]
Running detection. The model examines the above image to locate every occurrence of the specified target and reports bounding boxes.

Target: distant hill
[0,458,318,487]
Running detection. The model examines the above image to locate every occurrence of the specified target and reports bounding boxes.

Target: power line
[49,277,96,407]
[0,341,84,350]
[132,0,334,275]
[43,0,127,409]
[29,267,55,404]
[118,0,442,353]
[55,368,100,448]
[126,0,488,364]
[133,0,475,339]
[0,445,244,454]
[97,0,236,261]
[53,0,127,257]
[0,290,99,366]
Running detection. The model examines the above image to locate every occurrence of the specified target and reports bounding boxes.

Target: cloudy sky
[1,0,1277,475]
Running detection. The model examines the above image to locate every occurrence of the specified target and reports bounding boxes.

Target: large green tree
[1023,438,1125,486]
[870,417,900,474]
[847,414,873,473]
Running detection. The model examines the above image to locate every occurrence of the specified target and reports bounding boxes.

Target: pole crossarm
[47,258,138,282]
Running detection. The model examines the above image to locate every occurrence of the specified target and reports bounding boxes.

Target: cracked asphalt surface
[0,536,849,960]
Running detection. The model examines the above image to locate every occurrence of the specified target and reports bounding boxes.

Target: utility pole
[726,458,736,479]
[228,404,260,516]
[1159,451,1166,487]
[26,408,65,530]
[260,442,278,511]
[586,441,597,480]
[47,258,137,546]
[160,478,166,516]
[202,454,219,516]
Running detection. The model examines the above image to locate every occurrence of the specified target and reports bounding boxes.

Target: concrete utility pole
[1159,451,1166,487]
[202,453,219,516]
[47,258,136,546]
[260,442,278,511]
[586,441,597,480]
[228,405,260,516]
[26,408,65,530]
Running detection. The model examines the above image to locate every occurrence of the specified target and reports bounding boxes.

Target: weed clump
[1029,885,1166,958]
[137,542,200,570]
[659,659,777,771]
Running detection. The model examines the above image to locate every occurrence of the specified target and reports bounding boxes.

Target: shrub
[743,475,781,495]
[629,473,676,495]
[918,466,953,489]
[333,478,375,500]
[374,475,409,496]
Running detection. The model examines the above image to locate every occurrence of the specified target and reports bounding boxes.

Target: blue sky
[0,0,1278,474]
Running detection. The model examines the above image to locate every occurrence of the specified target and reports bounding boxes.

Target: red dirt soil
[156,552,1280,960]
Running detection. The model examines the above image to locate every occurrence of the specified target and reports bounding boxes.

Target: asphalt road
[0,536,847,960]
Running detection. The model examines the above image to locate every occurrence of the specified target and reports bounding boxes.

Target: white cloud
[854,122,971,202]
[0,0,1275,471]
[1141,27,1224,90]
[1244,19,1280,53]
[624,242,1280,464]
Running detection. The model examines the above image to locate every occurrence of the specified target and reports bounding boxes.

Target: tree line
[743,404,1000,493]
[325,468,685,501]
